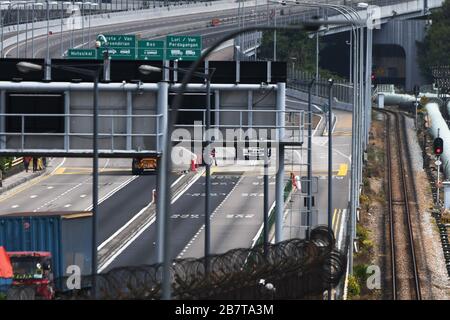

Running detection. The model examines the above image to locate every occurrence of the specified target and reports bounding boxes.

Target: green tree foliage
[0,157,13,173]
[347,275,361,298]
[417,0,450,79]
[258,28,316,72]
[258,28,344,80]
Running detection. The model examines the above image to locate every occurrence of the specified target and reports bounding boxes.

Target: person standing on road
[23,157,31,173]
[32,157,37,172]
[211,148,217,166]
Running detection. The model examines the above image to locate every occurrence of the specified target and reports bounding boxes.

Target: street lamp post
[327,78,334,232]
[80,0,85,48]
[306,78,315,239]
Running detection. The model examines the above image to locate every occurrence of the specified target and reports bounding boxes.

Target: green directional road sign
[137,40,164,60]
[166,35,202,60]
[98,47,136,60]
[67,49,97,59]
[102,34,136,48]
[166,35,201,49]
[166,48,202,61]
[139,40,164,49]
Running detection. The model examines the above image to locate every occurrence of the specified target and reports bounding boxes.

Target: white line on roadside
[50,157,66,175]
[251,201,276,248]
[96,174,186,250]
[98,172,201,272]
[84,175,139,211]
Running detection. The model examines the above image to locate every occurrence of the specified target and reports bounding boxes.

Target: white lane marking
[251,201,276,248]
[337,209,347,250]
[11,204,19,209]
[285,98,322,112]
[84,175,139,211]
[64,204,72,208]
[98,173,201,272]
[97,174,187,250]
[30,195,37,199]
[50,157,66,175]
[34,181,85,212]
[47,186,54,189]
[177,175,244,259]
[80,194,87,198]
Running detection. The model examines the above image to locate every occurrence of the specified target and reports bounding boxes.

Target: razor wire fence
[1,226,347,300]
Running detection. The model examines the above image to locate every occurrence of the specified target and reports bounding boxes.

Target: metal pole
[71,7,74,48]
[60,2,63,57]
[1,6,3,58]
[16,5,19,58]
[46,0,50,60]
[273,9,276,61]
[25,4,28,58]
[204,74,211,272]
[156,81,169,264]
[91,71,99,295]
[307,79,315,239]
[328,79,333,301]
[349,27,357,274]
[81,1,84,48]
[88,5,91,48]
[275,82,285,243]
[438,156,441,205]
[328,80,333,231]
[32,4,35,58]
[263,154,269,254]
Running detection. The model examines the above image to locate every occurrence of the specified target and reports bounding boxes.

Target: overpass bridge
[299,0,445,91]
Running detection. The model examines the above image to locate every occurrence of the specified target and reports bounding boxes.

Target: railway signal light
[434,137,444,155]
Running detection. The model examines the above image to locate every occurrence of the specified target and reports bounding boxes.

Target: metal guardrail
[288,69,354,104]
[0,113,162,155]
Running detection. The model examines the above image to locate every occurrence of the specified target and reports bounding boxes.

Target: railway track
[381,109,422,300]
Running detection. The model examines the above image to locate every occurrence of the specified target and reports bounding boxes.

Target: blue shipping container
[0,212,92,281]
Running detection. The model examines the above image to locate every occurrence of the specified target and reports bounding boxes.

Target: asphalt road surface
[103,172,241,271]
[0,157,176,246]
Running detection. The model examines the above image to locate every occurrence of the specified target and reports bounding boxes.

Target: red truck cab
[7,251,55,300]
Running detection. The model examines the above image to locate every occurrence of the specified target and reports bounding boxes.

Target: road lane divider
[177,173,244,259]
[97,169,204,272]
